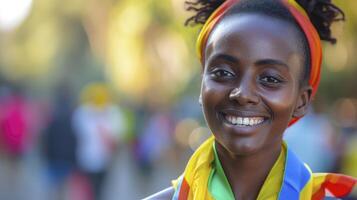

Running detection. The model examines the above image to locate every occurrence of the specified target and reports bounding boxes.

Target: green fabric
[208,143,235,200]
[207,142,286,200]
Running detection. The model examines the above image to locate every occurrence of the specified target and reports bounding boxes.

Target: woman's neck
[215,140,282,200]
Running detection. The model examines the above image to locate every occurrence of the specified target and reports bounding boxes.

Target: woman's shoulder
[143,187,175,200]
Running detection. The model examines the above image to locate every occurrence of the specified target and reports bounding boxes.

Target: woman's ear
[293,85,313,118]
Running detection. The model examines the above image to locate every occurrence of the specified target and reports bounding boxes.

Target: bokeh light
[0,0,33,31]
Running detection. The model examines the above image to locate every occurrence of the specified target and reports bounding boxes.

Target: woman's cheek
[261,86,298,117]
[202,78,228,99]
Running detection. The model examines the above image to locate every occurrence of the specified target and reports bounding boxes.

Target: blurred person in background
[72,82,126,200]
[41,84,77,200]
[0,85,34,159]
[136,104,175,174]
[0,84,42,200]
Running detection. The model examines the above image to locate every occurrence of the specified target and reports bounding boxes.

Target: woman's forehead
[205,13,302,61]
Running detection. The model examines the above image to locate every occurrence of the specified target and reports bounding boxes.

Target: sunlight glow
[0,0,33,31]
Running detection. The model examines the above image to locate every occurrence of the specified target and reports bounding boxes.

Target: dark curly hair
[185,0,345,84]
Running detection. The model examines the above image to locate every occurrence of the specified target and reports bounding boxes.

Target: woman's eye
[260,76,282,84]
[211,69,234,78]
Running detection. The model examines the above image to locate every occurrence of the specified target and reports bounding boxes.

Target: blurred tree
[0,0,357,105]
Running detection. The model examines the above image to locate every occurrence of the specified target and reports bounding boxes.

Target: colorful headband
[196,0,322,125]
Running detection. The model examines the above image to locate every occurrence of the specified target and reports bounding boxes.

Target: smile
[223,114,265,127]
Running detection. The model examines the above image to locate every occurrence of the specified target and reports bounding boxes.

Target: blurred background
[0,0,356,199]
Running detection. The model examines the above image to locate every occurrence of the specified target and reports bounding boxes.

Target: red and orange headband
[196,0,322,125]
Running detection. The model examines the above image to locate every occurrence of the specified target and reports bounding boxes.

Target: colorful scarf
[172,137,356,199]
[196,0,322,125]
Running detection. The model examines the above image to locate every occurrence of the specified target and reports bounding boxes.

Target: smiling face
[201,13,311,156]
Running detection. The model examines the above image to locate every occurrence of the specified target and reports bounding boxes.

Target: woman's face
[201,13,311,156]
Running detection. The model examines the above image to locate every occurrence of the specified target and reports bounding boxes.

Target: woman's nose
[229,81,260,105]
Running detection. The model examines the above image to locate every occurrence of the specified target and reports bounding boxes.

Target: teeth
[237,117,242,124]
[224,115,265,126]
[243,118,249,125]
[231,117,237,124]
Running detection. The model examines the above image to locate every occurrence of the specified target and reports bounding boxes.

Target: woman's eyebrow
[255,59,289,69]
[207,53,240,64]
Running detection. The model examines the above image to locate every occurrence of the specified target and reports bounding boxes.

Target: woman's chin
[219,139,263,157]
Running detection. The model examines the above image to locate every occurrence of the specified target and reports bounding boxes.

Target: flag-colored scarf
[172,137,356,200]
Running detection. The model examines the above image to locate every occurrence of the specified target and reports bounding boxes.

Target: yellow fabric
[257,144,285,200]
[298,164,314,200]
[184,136,215,200]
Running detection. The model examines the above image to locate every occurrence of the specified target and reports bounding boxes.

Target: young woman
[146,0,356,199]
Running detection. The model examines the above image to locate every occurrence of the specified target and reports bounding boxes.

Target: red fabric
[312,174,357,200]
[282,0,322,126]
[178,178,190,200]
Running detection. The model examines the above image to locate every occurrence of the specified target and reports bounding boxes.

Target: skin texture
[201,13,312,199]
